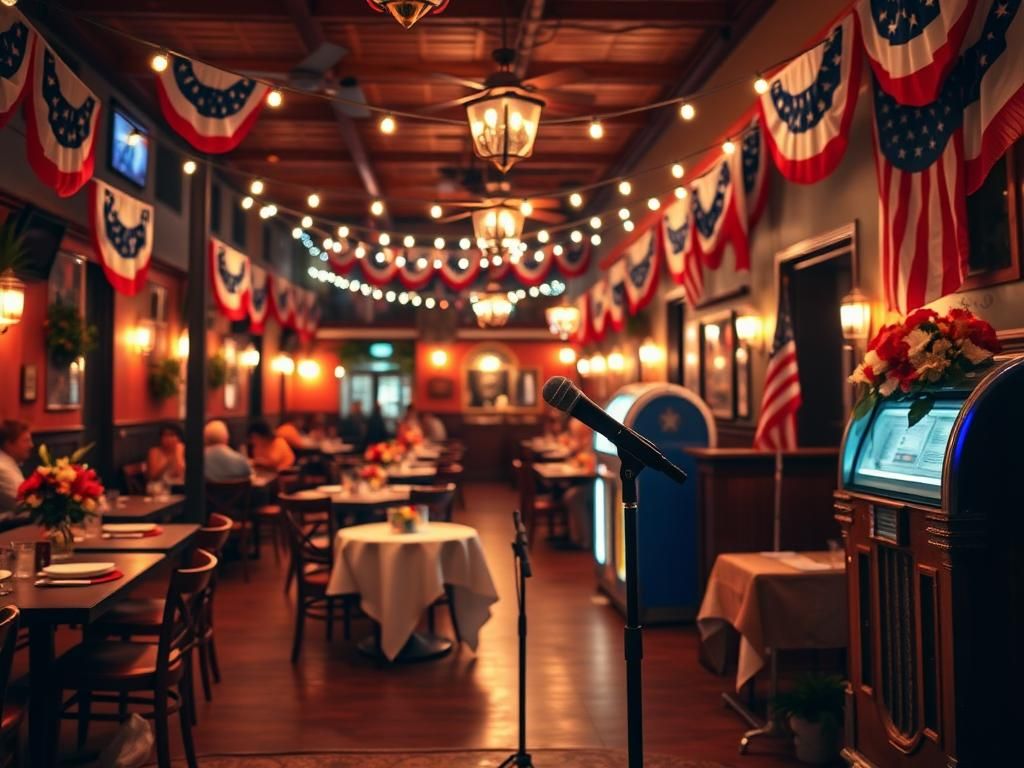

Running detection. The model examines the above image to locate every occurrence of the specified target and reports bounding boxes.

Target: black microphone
[542,376,687,484]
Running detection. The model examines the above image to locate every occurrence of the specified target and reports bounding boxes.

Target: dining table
[102,494,185,523]
[532,460,599,483]
[385,464,438,484]
[326,522,498,662]
[6,523,199,558]
[0,552,167,767]
[317,484,410,526]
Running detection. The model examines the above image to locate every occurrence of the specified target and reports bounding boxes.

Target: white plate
[102,523,157,534]
[42,562,116,579]
[316,485,343,494]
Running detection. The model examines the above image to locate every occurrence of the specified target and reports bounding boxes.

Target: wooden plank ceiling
[59,0,773,236]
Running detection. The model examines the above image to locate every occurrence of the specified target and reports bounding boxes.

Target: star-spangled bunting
[758,14,862,184]
[587,279,611,341]
[620,227,662,313]
[689,152,749,271]
[271,275,295,327]
[89,180,153,296]
[249,264,271,333]
[0,6,35,129]
[209,236,251,321]
[607,261,628,332]
[741,120,771,221]
[661,196,703,305]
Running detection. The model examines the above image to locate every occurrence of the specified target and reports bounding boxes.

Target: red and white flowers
[850,307,1001,426]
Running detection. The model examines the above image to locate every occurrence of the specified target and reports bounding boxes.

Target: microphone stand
[500,510,534,768]
[619,452,646,768]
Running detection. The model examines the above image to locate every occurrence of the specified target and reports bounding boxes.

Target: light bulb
[307,193,320,208]
[537,229,550,243]
[150,51,169,73]
[519,200,534,216]
[647,197,661,211]
[569,192,583,208]
[553,244,564,256]
[267,89,283,108]
[570,230,583,243]
[618,180,632,196]
[332,241,342,253]
[591,233,602,246]
[403,235,415,248]
[430,204,442,219]
[241,196,254,210]
[370,200,385,216]
[434,237,445,249]
[379,232,391,246]
[457,257,469,269]
[182,159,197,175]
[588,119,604,140]
[425,297,436,309]
[679,102,696,120]
[459,237,472,250]
[674,186,688,200]
[355,245,366,259]
[722,140,736,155]
[338,225,350,238]
[589,216,602,230]
[534,250,545,262]
[433,258,443,269]
[301,215,313,228]
[623,220,635,232]
[291,227,302,239]
[323,238,334,250]
[249,179,264,196]
[379,114,396,134]
[671,163,685,179]
[754,77,769,95]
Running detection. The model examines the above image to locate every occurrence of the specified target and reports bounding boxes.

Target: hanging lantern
[366,0,449,29]
[472,204,524,255]
[471,283,515,328]
[465,86,545,173]
[840,288,872,341]
[0,269,25,331]
[545,304,581,340]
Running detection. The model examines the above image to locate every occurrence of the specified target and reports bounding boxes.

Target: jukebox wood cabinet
[835,356,1024,767]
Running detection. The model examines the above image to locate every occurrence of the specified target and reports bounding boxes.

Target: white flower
[878,375,901,397]
[863,349,889,376]
[906,328,936,368]
[849,364,871,385]
[915,351,951,383]
[958,338,994,365]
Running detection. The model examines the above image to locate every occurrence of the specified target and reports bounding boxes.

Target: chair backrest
[196,512,233,556]
[282,508,332,584]
[435,462,464,481]
[205,478,253,523]
[0,606,20,730]
[123,461,148,495]
[157,548,218,682]
[410,483,457,523]
[279,491,331,518]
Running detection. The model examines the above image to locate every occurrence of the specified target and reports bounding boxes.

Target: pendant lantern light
[365,0,449,29]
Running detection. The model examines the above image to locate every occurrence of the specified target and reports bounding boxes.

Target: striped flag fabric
[754,283,802,450]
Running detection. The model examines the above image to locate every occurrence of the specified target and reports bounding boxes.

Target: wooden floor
[58,483,798,766]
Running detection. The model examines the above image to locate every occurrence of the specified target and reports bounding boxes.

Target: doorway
[778,227,856,447]
[344,371,411,433]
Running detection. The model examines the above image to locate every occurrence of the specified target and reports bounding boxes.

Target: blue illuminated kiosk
[593,383,716,623]
[836,354,1024,768]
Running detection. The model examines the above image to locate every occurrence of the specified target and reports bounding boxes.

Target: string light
[150,51,169,73]
[534,249,545,262]
[338,225,349,238]
[588,119,604,140]
[553,244,564,256]
[241,196,254,210]
[379,114,397,134]
[323,238,334,250]
[671,163,685,179]
[722,140,736,155]
[434,237,445,249]
[182,159,197,175]
[623,220,635,232]
[459,237,472,250]
[425,297,436,309]
[433,258,443,269]
[480,257,490,268]
[589,216,602,230]
[249,179,264,195]
[355,245,366,259]
[647,197,661,211]
[291,227,302,239]
[674,186,688,200]
[370,200,385,216]
[458,257,470,269]
[258,204,277,219]
[537,229,550,243]
[379,232,391,246]
[591,233,602,246]
[301,215,313,228]
[374,252,386,264]
[394,255,406,268]
[618,180,632,196]
[403,235,415,248]
[307,193,320,208]
[332,241,342,253]
[679,102,696,120]
[519,200,534,216]
[569,192,583,208]
[267,89,283,108]
[430,204,442,219]
[754,77,770,95]
[570,230,583,243]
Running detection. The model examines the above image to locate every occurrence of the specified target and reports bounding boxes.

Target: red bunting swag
[437,250,482,291]
[271,276,295,328]
[857,0,976,106]
[619,227,661,314]
[0,7,35,129]
[209,237,251,321]
[25,43,101,197]
[89,180,153,296]
[396,249,437,290]
[551,241,591,277]
[758,14,862,184]
[359,245,400,286]
[249,264,271,333]
[509,248,553,286]
[155,56,268,153]
[661,196,703,305]
[689,153,749,271]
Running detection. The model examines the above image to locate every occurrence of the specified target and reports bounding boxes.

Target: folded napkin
[102,526,164,540]
[35,570,125,587]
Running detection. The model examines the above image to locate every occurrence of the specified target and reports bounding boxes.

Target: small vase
[47,527,75,561]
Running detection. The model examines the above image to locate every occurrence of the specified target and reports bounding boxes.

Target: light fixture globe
[471,282,515,328]
[472,204,525,255]
[840,288,872,341]
[465,86,544,173]
[545,304,581,340]
[0,268,25,329]
[366,0,449,29]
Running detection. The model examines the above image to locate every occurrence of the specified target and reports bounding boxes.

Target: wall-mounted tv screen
[109,106,149,188]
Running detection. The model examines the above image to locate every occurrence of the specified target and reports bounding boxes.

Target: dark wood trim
[959,143,1023,291]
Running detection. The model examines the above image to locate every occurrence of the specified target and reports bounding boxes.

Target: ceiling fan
[240,42,371,118]
[434,161,567,224]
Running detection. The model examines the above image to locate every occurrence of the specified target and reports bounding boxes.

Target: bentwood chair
[513,458,567,544]
[122,461,148,495]
[206,478,254,581]
[58,549,217,768]
[433,463,465,517]
[407,484,463,642]
[0,606,23,768]
[279,491,332,595]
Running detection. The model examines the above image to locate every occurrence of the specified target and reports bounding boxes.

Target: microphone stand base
[498,752,535,767]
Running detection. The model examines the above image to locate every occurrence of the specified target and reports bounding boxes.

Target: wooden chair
[409,483,457,524]
[206,478,253,581]
[433,463,465,516]
[58,549,217,768]
[513,458,567,544]
[279,491,332,596]
[0,606,22,768]
[122,461,148,495]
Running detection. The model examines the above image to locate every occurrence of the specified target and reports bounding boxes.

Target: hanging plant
[148,358,182,401]
[0,218,27,273]
[207,352,228,390]
[45,300,98,368]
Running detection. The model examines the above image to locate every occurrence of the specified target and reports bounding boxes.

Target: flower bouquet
[359,463,389,490]
[388,505,423,534]
[397,424,424,449]
[17,444,104,558]
[850,307,1001,427]
[364,440,400,465]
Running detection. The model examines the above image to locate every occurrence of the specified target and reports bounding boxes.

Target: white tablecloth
[327,522,498,660]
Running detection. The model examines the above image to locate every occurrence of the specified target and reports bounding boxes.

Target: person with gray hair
[203,420,251,482]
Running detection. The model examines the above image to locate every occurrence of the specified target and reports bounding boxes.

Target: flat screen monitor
[109,107,149,188]
[851,399,961,502]
[594,393,636,455]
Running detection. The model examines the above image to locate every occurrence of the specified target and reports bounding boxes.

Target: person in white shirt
[0,420,33,523]
[203,420,252,482]
[421,412,447,443]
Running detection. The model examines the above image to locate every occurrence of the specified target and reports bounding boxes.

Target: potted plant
[16,444,104,559]
[45,300,97,368]
[207,352,227,390]
[772,674,845,764]
[148,358,182,401]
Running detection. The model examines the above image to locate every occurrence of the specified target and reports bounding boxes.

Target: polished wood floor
[54,483,799,765]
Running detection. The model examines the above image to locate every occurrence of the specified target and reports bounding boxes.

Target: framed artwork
[516,369,539,407]
[21,365,37,403]
[464,347,514,410]
[426,376,454,400]
[223,338,240,411]
[46,252,86,411]
[700,310,736,420]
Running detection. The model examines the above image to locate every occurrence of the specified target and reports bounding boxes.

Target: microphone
[542,376,687,484]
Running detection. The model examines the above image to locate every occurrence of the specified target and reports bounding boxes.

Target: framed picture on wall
[21,365,37,403]
[700,310,736,420]
[46,252,86,411]
[516,368,539,408]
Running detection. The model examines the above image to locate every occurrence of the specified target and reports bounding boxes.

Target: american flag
[754,283,802,450]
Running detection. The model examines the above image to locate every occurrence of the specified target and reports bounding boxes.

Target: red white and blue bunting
[740,119,771,223]
[0,7,35,129]
[359,246,400,285]
[661,197,703,305]
[758,14,861,184]
[509,249,553,286]
[25,43,100,198]
[620,227,661,314]
[396,249,436,290]
[249,264,272,333]
[551,241,591,277]
[89,180,153,297]
[587,279,611,341]
[690,152,749,271]
[209,236,251,321]
[155,56,268,154]
[271,276,295,327]
[857,0,976,106]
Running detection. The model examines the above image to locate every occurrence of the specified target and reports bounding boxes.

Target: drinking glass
[11,541,35,579]
[0,548,13,595]
[84,506,103,539]
[106,489,121,506]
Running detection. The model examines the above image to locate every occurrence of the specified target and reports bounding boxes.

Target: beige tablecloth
[327,522,498,660]
[697,551,847,691]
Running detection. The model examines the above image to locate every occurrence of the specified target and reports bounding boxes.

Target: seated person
[249,420,296,472]
[340,401,368,447]
[204,420,252,482]
[365,403,390,446]
[147,424,186,485]
[275,414,305,449]
[421,411,447,443]
[304,413,327,441]
[0,419,33,525]
[562,418,596,549]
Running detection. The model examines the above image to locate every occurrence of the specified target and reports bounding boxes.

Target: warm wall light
[558,346,577,365]
[0,269,26,330]
[334,365,346,379]
[271,353,295,375]
[576,357,591,376]
[175,330,190,360]
[297,358,320,380]
[240,344,260,368]
[545,304,581,340]
[607,350,625,372]
[638,337,664,366]
[590,354,607,375]
[131,322,155,355]
[476,353,503,373]
[735,314,764,346]
[430,348,449,368]
[840,288,872,341]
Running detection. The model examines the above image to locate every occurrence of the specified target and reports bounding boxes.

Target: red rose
[903,307,939,331]
[870,324,910,364]
[17,471,43,498]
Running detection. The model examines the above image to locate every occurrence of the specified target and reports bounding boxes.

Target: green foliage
[851,387,877,422]
[0,218,27,273]
[207,353,228,390]
[148,358,182,401]
[45,300,98,367]
[907,396,936,428]
[772,674,845,726]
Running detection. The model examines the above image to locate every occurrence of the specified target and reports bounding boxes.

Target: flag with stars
[873,0,1024,313]
[89,180,153,296]
[587,278,611,341]
[607,260,629,332]
[551,240,591,277]
[688,152,749,271]
[0,7,36,129]
[740,120,772,222]
[249,264,271,333]
[754,281,802,451]
[25,43,101,197]
[271,275,295,328]
[209,237,251,321]
[661,195,703,304]
[296,290,320,343]
[155,55,268,153]
[619,225,662,314]
[858,0,976,106]
[758,14,862,184]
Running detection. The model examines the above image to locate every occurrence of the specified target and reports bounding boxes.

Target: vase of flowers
[359,464,389,491]
[364,441,399,466]
[850,307,1001,427]
[388,505,422,534]
[16,444,104,560]
[397,424,424,449]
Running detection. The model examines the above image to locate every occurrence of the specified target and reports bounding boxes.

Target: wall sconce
[175,330,189,360]
[270,353,295,375]
[558,346,577,365]
[476,353,502,373]
[334,364,346,379]
[576,356,591,377]
[0,269,25,331]
[840,288,872,342]
[297,358,320,380]
[239,344,260,368]
[638,337,664,366]
[735,314,764,348]
[430,348,449,368]
[607,350,625,372]
[131,321,155,355]
[589,353,607,376]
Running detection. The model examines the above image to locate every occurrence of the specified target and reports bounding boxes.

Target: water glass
[106,489,121,507]
[84,508,104,539]
[0,548,13,595]
[11,541,35,579]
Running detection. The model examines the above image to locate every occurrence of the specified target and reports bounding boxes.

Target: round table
[327,522,498,662]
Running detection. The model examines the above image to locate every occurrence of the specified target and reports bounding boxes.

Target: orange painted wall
[414,339,574,414]
[285,341,341,415]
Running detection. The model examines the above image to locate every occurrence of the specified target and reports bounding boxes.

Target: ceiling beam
[230,149,613,165]
[513,0,547,81]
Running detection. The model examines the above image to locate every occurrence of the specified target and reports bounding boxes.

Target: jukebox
[593,382,716,623]
[835,355,1024,767]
